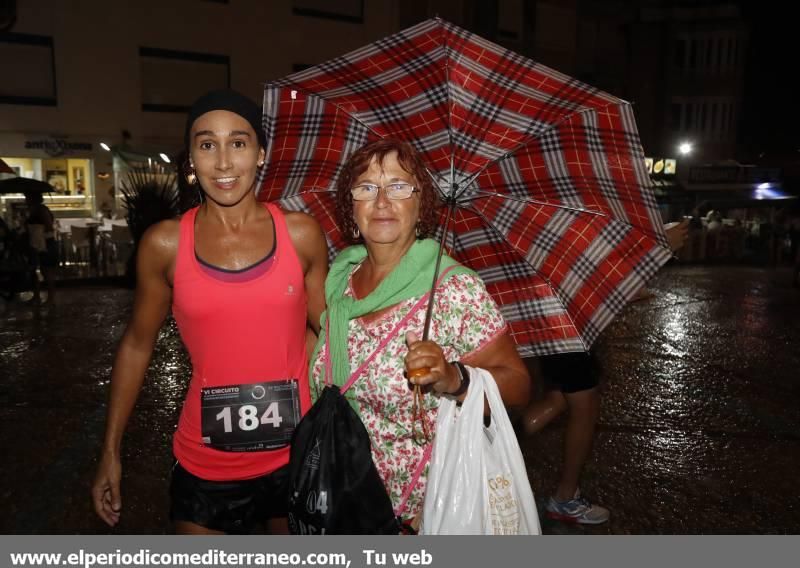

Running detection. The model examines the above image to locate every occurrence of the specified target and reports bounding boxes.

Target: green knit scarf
[311,238,473,397]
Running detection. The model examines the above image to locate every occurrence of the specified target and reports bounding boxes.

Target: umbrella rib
[453,100,629,199]
[441,18,456,195]
[463,203,590,352]
[459,191,607,216]
[427,166,450,189]
[465,192,672,256]
[265,83,389,144]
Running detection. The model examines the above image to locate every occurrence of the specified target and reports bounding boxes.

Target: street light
[678,141,693,155]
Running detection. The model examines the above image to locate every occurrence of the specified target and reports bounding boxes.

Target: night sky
[739,2,797,160]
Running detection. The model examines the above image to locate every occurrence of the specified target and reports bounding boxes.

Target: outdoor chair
[109,223,133,274]
[69,225,92,266]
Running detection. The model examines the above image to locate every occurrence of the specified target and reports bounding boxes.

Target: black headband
[184,89,266,150]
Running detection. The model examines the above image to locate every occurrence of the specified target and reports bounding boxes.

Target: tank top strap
[263,201,304,284]
[177,206,200,271]
[264,202,289,245]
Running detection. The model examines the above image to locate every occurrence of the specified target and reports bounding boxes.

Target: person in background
[522,218,689,525]
[790,215,800,287]
[0,215,10,259]
[24,191,57,305]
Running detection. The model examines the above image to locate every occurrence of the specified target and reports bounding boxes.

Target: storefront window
[0,156,96,224]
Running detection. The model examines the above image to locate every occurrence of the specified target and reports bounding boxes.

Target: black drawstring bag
[287,385,400,535]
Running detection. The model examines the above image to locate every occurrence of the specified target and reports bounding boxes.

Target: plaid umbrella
[258,18,672,357]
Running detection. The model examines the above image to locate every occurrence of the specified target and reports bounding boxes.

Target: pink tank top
[172,203,311,481]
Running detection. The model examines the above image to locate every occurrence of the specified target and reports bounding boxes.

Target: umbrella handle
[408,367,430,379]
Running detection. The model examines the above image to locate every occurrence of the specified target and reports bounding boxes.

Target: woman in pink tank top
[91,89,328,534]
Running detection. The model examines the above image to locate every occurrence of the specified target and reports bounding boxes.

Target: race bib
[201,380,300,452]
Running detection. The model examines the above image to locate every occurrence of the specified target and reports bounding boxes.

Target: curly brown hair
[335,139,440,244]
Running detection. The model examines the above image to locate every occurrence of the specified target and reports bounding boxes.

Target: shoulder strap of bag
[324,265,458,394]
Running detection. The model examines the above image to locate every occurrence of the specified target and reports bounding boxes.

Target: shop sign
[24,138,93,157]
[645,157,677,177]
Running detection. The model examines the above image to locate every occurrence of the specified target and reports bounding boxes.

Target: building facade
[1,0,758,223]
[0,0,401,219]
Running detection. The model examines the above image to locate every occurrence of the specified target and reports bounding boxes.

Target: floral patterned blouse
[309,269,507,521]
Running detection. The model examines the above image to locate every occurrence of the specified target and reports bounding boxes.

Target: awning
[650,179,688,203]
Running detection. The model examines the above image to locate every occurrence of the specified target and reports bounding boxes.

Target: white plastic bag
[421,366,541,535]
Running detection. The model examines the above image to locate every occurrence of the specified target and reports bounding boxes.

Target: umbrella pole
[410,195,456,446]
[421,196,457,341]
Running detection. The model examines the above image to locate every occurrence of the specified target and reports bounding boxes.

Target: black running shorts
[170,461,289,534]
[539,351,599,394]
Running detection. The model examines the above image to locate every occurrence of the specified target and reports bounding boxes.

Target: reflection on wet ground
[523,266,800,534]
[0,265,798,534]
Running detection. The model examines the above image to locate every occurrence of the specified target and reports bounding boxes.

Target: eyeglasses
[350,182,419,201]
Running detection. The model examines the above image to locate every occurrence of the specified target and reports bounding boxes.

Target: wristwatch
[449,361,470,397]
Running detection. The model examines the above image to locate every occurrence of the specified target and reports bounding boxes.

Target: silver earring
[257,161,265,167]
[352,226,360,239]
[186,165,197,185]
[415,224,421,238]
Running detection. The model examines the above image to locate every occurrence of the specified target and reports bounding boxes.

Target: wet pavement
[1,265,798,534]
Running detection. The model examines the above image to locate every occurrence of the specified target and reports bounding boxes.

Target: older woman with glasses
[308,138,530,531]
